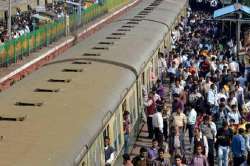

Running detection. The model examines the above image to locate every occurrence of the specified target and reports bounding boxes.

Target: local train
[0,0,187,165]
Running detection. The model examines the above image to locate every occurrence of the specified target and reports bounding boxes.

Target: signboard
[36,5,46,12]
[0,0,35,11]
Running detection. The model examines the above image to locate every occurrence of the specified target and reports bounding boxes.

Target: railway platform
[115,80,194,165]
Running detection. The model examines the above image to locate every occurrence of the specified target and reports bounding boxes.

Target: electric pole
[8,0,11,39]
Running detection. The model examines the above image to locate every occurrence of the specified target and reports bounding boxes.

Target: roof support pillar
[236,12,242,58]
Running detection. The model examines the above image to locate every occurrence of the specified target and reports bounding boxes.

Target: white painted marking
[0,0,139,84]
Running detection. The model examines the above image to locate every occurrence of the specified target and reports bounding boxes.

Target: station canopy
[213,3,250,19]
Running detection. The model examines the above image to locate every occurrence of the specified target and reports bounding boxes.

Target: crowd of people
[119,6,250,166]
[0,0,106,46]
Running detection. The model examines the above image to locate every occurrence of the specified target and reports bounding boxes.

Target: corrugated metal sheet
[214,3,250,18]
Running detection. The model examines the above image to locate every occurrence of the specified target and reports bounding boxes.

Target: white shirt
[216,93,227,106]
[228,97,238,106]
[237,76,247,88]
[210,121,217,137]
[188,108,197,125]
[207,89,217,105]
[153,93,161,102]
[167,67,176,74]
[246,133,250,152]
[172,85,184,95]
[227,111,241,124]
[210,61,217,71]
[152,112,164,132]
[104,146,115,164]
[159,57,167,72]
[229,61,239,72]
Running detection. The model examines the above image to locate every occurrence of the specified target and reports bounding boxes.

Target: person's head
[219,98,226,107]
[139,147,148,158]
[229,119,235,126]
[246,123,250,133]
[148,92,154,98]
[231,105,237,112]
[210,83,215,90]
[104,136,110,147]
[122,153,131,164]
[195,143,204,155]
[152,139,158,148]
[222,121,229,130]
[176,106,181,114]
[173,93,180,99]
[194,128,200,137]
[235,81,240,89]
[175,79,180,86]
[175,154,183,166]
[208,115,213,122]
[238,128,245,135]
[204,115,209,124]
[123,110,130,120]
[206,76,211,83]
[158,148,165,159]
[156,79,161,85]
[229,91,235,98]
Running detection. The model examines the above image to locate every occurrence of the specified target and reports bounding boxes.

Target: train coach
[0,0,187,165]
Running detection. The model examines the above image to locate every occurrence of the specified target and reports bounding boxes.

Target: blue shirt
[231,134,246,157]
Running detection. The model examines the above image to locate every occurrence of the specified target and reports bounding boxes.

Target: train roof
[0,0,187,165]
[0,61,135,166]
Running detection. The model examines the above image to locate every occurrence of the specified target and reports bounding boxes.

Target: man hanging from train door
[144,92,156,139]
[123,111,131,154]
[104,136,115,166]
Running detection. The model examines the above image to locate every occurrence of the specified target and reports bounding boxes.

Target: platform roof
[213,3,250,18]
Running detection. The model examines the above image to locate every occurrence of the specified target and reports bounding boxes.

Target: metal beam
[8,0,11,39]
[66,1,81,6]
[207,18,250,23]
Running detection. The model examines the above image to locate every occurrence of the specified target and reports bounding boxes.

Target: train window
[117,111,122,149]
[122,100,127,113]
[129,96,134,125]
[103,125,110,139]
[142,72,145,85]
[113,117,118,150]
[94,140,101,166]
